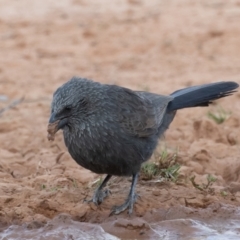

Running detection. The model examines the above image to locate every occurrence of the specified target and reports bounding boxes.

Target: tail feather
[167,81,239,111]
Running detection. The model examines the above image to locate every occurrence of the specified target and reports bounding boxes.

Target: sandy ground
[0,0,240,239]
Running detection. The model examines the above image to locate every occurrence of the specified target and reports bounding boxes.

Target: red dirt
[0,0,240,239]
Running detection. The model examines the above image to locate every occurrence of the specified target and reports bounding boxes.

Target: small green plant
[207,106,231,124]
[206,174,217,188]
[190,175,204,191]
[158,147,178,167]
[220,190,228,197]
[190,174,217,192]
[141,162,160,180]
[141,147,180,181]
[159,147,169,163]
[161,163,180,181]
[41,184,61,191]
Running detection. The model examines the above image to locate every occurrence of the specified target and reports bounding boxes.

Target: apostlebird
[47,77,239,215]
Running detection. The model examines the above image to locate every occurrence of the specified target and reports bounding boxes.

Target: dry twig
[0,97,24,116]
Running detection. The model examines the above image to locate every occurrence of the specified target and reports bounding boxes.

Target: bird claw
[110,193,139,215]
[84,189,111,205]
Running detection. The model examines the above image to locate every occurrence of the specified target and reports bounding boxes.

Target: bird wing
[107,86,173,137]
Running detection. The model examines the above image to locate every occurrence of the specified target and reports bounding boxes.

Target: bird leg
[85,174,112,205]
[111,173,139,215]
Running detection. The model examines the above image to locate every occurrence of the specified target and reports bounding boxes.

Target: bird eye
[65,106,71,111]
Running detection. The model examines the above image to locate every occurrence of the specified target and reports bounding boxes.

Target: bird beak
[49,112,57,124]
[47,113,68,141]
[48,113,68,130]
[48,113,60,141]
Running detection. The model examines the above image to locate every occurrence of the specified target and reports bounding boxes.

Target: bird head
[47,77,97,140]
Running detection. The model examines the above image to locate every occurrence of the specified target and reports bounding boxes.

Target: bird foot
[84,189,111,205]
[110,193,139,215]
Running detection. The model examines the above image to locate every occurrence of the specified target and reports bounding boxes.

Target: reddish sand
[0,0,240,239]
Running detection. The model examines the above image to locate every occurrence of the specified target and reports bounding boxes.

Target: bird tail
[167,81,239,111]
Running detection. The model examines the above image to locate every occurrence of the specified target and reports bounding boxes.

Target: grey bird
[48,77,239,215]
